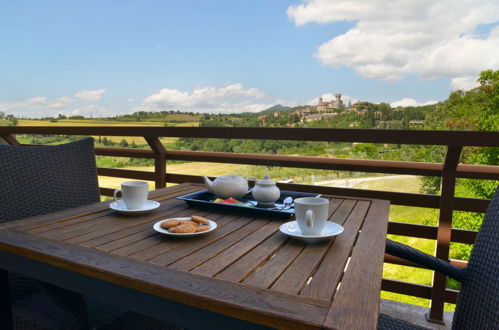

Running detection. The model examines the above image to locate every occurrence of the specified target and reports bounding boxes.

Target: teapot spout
[202,176,214,193]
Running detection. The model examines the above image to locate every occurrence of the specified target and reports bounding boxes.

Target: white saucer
[109,200,160,216]
[279,221,344,243]
[153,217,217,237]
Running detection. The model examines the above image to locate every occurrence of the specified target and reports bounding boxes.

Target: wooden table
[0,183,389,329]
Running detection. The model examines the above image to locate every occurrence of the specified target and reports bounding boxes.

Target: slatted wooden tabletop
[0,183,389,330]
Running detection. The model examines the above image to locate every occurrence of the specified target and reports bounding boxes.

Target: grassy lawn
[173,121,200,127]
[19,119,166,126]
[353,175,421,193]
[18,118,199,127]
[93,136,179,144]
[17,119,199,145]
[98,162,243,189]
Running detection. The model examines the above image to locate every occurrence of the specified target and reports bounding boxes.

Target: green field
[19,119,166,126]
[17,118,199,145]
[98,162,243,189]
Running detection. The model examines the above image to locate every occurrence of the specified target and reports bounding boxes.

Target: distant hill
[261,105,292,112]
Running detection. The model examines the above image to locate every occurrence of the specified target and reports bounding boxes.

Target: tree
[420,69,499,260]
[119,139,129,147]
[421,69,499,194]
[352,143,378,159]
[7,116,18,126]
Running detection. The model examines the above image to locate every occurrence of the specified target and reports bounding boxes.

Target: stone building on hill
[292,108,311,116]
[302,112,338,123]
[310,94,345,112]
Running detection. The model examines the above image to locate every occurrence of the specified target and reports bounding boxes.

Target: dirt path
[315,175,413,188]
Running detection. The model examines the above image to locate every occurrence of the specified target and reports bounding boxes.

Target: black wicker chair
[0,138,176,329]
[0,138,101,223]
[379,186,499,329]
[0,138,103,329]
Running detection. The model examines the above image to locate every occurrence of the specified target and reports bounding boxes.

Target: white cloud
[274,98,300,107]
[138,83,271,114]
[390,98,438,108]
[307,93,358,106]
[23,96,73,108]
[73,89,107,101]
[1,84,294,117]
[66,105,116,118]
[0,96,73,117]
[0,91,113,118]
[288,0,499,89]
[0,98,120,118]
[57,96,74,104]
[450,76,480,90]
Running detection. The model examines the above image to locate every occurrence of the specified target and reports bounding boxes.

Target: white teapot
[203,174,252,199]
[252,175,281,206]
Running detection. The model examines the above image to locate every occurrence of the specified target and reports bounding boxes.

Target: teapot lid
[217,174,244,180]
[257,175,276,186]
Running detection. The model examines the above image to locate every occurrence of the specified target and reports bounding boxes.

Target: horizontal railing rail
[1,126,498,324]
[1,126,498,146]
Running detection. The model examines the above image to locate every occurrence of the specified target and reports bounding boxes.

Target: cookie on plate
[160,219,181,229]
[191,215,210,225]
[184,220,199,227]
[169,222,197,233]
[195,225,211,232]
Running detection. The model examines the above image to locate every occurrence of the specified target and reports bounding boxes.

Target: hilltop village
[259,94,367,126]
[250,94,428,129]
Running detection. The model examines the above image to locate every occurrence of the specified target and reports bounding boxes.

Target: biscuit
[183,220,199,227]
[161,219,181,229]
[191,215,210,225]
[195,225,211,232]
[169,222,197,233]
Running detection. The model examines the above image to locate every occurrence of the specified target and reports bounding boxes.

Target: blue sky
[1,0,498,117]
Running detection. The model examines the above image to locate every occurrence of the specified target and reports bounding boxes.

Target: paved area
[315,175,412,188]
[380,299,453,329]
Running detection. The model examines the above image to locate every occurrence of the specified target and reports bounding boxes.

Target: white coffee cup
[294,197,329,235]
[113,181,149,210]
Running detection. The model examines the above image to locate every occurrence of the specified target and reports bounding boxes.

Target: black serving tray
[177,189,320,219]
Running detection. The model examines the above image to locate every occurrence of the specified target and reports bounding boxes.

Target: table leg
[0,269,13,330]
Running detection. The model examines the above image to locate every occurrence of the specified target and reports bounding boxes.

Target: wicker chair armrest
[386,239,465,282]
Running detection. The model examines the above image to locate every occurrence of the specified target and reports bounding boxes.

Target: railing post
[427,145,462,324]
[0,134,20,145]
[145,137,166,189]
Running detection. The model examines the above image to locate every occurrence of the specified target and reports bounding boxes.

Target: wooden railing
[1,126,498,324]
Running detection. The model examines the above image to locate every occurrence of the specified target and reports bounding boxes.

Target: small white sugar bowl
[252,175,281,206]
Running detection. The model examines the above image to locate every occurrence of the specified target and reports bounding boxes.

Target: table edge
[0,228,330,329]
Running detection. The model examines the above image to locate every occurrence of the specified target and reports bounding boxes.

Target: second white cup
[113,181,149,210]
[294,197,329,235]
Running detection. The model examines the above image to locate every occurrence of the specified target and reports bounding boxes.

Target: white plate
[279,221,344,243]
[153,217,217,237]
[110,200,160,216]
